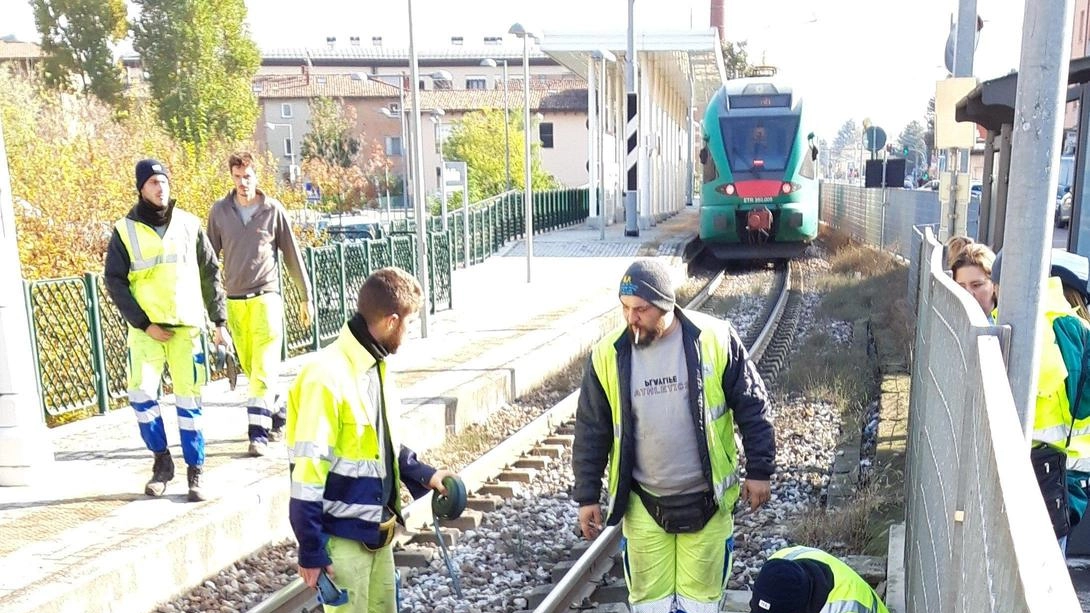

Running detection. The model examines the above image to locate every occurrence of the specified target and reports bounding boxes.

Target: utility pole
[1000,0,1075,442]
[0,115,53,485]
[407,0,429,337]
[623,0,640,236]
[947,0,978,239]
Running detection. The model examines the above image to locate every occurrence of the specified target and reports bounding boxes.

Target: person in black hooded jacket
[103,158,228,502]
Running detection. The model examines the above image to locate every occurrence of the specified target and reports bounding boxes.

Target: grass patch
[790,474,901,555]
[777,228,913,555]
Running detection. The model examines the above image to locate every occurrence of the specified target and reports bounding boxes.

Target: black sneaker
[144,450,175,497]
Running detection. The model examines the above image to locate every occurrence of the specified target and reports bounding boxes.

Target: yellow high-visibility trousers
[226,293,285,442]
[127,325,207,465]
[322,535,398,613]
[621,493,735,613]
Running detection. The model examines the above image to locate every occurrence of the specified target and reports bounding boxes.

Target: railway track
[246,261,796,613]
[530,261,796,613]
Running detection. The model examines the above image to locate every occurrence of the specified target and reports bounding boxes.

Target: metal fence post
[305,247,320,352]
[84,273,110,415]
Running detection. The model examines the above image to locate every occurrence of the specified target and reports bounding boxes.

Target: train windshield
[719,116,800,174]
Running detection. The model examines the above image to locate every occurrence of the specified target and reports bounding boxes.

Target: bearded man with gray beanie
[572,258,776,613]
[104,158,230,502]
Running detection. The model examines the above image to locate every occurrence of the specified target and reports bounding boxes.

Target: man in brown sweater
[207,152,313,456]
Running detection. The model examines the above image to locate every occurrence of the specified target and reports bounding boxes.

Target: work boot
[248,440,269,457]
[144,450,175,497]
[187,465,207,502]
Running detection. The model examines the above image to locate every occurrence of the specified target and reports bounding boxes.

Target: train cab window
[721,116,799,174]
[701,145,718,182]
[800,137,818,179]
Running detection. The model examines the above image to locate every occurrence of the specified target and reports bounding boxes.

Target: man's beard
[631,321,665,347]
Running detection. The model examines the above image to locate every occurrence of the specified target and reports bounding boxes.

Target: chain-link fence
[26,188,588,425]
[819,182,979,261]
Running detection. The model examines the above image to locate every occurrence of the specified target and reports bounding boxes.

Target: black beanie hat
[619,259,675,312]
[135,158,169,192]
[750,559,812,613]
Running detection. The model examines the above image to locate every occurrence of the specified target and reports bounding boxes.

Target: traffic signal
[902,146,909,157]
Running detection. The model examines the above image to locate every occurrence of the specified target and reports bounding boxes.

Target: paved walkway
[0,208,699,613]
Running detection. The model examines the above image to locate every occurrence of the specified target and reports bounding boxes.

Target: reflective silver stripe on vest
[1069,456,1090,472]
[1034,424,1073,444]
[713,472,740,501]
[291,481,324,502]
[292,441,332,462]
[124,218,182,271]
[782,546,820,560]
[614,423,622,439]
[329,456,384,479]
[324,500,384,522]
[707,402,727,421]
[822,598,876,613]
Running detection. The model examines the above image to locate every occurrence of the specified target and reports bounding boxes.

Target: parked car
[318,215,387,242]
[1057,190,1073,228]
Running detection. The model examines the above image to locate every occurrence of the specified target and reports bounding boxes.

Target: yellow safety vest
[287,326,404,541]
[590,309,740,514]
[1033,277,1090,472]
[114,209,204,327]
[771,546,889,613]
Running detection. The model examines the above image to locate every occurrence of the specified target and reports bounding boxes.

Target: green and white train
[698,75,819,259]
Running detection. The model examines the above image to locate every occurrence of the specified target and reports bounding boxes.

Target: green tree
[443,108,556,203]
[32,0,129,108]
[722,40,751,80]
[132,0,260,146]
[897,120,927,177]
[301,97,361,167]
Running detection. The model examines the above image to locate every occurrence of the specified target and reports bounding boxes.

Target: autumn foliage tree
[0,69,302,280]
[442,108,556,203]
[32,0,129,109]
[132,0,260,146]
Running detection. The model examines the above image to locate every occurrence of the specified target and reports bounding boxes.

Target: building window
[385,136,403,156]
[281,103,293,118]
[419,79,427,90]
[284,138,293,158]
[451,36,464,45]
[466,77,487,90]
[372,36,383,46]
[484,36,502,45]
[539,122,554,148]
[389,102,400,114]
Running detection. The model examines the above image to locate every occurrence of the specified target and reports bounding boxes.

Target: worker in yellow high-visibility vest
[749,546,889,613]
[104,159,230,502]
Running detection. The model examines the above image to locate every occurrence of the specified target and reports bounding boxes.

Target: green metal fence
[25,187,587,425]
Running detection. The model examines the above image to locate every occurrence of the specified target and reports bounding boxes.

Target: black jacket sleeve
[103,228,152,331]
[398,445,438,500]
[721,321,776,480]
[572,355,613,505]
[195,227,227,325]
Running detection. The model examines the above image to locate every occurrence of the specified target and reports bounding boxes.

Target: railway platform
[0,209,699,613]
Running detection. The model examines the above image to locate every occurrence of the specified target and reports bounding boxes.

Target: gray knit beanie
[619,259,675,312]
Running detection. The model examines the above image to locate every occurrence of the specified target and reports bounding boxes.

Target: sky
[1,0,1027,140]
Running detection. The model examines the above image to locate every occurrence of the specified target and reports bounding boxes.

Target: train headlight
[780,182,801,194]
[716,183,737,196]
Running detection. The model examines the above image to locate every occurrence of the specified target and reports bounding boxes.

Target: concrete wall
[903,228,1080,613]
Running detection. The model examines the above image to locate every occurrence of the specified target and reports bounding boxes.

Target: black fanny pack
[632,483,718,534]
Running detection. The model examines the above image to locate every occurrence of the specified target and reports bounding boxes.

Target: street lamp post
[364,70,453,222]
[407,0,430,337]
[481,58,512,191]
[431,109,448,230]
[591,49,617,241]
[509,23,536,283]
[264,121,295,182]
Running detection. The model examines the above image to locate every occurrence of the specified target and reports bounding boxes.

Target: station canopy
[539,30,727,108]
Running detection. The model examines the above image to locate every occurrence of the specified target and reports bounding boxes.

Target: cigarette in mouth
[634,328,640,345]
